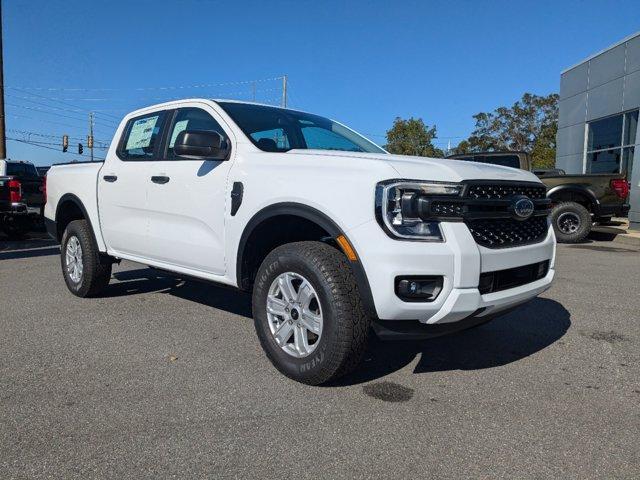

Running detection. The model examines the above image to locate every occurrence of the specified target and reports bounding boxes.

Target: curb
[591,223,640,248]
[613,233,640,247]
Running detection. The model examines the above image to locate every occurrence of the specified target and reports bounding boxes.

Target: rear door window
[118,111,168,160]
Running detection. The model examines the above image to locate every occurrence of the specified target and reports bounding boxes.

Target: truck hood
[289,150,541,183]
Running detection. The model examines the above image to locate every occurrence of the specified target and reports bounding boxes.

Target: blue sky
[3,0,640,165]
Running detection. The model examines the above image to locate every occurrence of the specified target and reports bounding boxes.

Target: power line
[7,137,105,160]
[11,137,109,150]
[5,93,119,128]
[6,76,285,92]
[7,86,122,122]
[5,102,115,131]
[8,128,108,144]
[1,112,106,132]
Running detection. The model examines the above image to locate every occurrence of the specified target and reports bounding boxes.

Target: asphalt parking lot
[1,234,638,479]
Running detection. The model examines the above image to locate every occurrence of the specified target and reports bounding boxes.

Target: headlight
[375,180,462,241]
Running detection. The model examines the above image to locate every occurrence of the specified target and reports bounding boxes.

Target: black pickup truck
[448,151,630,243]
[0,160,46,238]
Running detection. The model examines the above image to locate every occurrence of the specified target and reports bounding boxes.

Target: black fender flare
[54,193,100,246]
[236,202,378,318]
[546,184,599,209]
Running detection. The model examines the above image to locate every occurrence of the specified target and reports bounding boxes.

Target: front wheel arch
[236,202,378,319]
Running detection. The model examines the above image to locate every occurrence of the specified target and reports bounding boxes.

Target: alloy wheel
[266,272,323,358]
[65,236,84,283]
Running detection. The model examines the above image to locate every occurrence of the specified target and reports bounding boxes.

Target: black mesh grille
[466,216,548,248]
[430,201,464,217]
[466,184,547,200]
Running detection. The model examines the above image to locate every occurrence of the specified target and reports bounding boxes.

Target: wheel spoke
[273,320,294,345]
[267,297,287,317]
[297,281,313,308]
[301,310,321,335]
[293,325,309,355]
[278,274,296,302]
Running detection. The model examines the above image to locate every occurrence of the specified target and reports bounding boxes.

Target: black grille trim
[479,261,550,295]
[467,216,549,249]
[464,181,547,200]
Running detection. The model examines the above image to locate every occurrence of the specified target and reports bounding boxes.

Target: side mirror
[174,130,228,160]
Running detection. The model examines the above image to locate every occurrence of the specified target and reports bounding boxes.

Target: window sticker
[126,115,160,150]
[169,120,189,148]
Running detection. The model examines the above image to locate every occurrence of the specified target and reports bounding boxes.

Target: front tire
[551,201,592,243]
[252,241,370,385]
[61,219,112,297]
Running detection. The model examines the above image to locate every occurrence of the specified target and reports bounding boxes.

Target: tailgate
[17,176,44,208]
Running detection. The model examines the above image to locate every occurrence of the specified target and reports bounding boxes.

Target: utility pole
[282,75,287,108]
[252,81,256,102]
[0,0,7,159]
[88,112,94,162]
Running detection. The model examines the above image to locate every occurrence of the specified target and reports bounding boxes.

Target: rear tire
[252,241,370,385]
[61,219,112,297]
[551,201,591,243]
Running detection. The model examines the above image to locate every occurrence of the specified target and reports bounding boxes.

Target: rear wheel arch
[547,185,598,212]
[55,194,96,243]
[236,202,377,318]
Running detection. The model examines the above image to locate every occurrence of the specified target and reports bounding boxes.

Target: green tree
[385,117,444,158]
[452,93,558,168]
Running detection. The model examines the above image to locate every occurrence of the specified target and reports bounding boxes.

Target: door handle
[103,175,118,182]
[151,176,170,184]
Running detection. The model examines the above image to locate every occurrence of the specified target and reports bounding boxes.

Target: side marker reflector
[336,235,357,262]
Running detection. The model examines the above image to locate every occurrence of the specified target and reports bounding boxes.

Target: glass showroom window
[586,110,639,176]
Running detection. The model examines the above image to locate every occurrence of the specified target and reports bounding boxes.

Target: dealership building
[556,31,640,230]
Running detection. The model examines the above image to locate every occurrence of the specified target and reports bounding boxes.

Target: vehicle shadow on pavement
[109,268,252,318]
[331,298,571,386]
[107,269,569,385]
[0,235,59,260]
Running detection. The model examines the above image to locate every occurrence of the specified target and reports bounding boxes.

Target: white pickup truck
[45,99,556,384]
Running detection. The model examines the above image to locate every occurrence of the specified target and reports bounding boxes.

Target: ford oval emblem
[512,196,535,220]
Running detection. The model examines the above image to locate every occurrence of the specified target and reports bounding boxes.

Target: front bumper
[347,219,556,324]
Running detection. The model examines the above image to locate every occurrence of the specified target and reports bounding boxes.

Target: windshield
[218,102,386,154]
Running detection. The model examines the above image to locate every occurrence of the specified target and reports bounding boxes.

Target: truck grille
[466,216,549,248]
[462,181,550,249]
[466,183,547,200]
